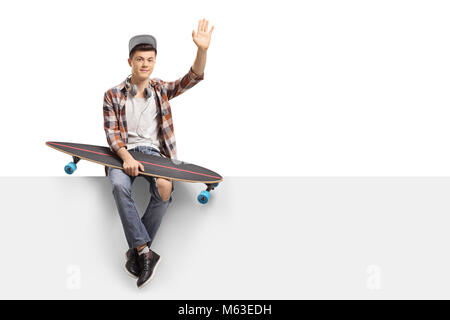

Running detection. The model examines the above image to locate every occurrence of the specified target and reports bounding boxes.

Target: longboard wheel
[64,162,77,174]
[197,190,210,204]
[213,183,219,188]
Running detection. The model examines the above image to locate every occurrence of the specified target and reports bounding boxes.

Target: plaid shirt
[103,67,204,159]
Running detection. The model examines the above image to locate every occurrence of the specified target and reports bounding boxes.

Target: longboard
[46,141,222,204]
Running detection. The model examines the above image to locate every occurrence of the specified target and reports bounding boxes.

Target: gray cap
[129,34,157,55]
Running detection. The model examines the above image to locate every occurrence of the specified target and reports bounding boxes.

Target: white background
[1,0,450,176]
[1,0,450,300]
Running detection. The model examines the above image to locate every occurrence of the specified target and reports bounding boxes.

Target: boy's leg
[140,148,174,247]
[107,166,151,249]
[141,176,173,247]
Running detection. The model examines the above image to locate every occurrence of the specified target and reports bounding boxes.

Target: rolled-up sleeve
[162,67,204,100]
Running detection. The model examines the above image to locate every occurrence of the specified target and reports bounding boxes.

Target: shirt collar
[119,76,159,94]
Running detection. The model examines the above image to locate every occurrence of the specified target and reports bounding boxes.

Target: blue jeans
[107,146,174,249]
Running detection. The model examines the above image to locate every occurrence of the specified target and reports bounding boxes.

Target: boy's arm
[191,47,207,77]
[161,17,213,100]
[103,92,144,175]
[116,147,133,162]
[103,91,126,153]
[161,63,205,101]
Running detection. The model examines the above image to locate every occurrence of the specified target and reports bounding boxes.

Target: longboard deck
[46,141,223,184]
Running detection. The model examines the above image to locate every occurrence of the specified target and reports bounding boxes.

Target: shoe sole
[124,264,139,279]
[138,257,161,289]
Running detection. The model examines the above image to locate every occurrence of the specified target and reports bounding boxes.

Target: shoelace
[142,258,152,272]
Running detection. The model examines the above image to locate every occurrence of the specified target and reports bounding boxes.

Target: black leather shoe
[137,250,161,288]
[125,248,141,279]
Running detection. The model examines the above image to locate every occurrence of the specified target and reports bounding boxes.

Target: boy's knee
[156,178,172,202]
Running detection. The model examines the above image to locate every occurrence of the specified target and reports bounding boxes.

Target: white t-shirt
[125,89,160,151]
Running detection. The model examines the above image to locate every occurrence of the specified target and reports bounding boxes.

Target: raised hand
[192,18,214,50]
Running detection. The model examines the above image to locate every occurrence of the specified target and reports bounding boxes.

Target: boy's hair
[129,43,157,59]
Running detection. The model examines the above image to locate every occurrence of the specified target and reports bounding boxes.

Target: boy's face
[128,50,156,81]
